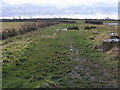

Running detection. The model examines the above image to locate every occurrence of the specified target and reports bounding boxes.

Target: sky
[0,0,119,19]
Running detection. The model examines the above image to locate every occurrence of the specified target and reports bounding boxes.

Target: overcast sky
[1,0,119,19]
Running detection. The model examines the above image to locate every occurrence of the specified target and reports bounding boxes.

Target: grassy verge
[2,22,118,88]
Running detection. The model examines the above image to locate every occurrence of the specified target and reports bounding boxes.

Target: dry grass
[2,22,26,31]
[106,47,119,56]
[1,22,59,39]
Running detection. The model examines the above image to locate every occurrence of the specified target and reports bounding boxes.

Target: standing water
[103,23,119,25]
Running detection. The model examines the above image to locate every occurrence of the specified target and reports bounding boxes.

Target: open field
[2,22,24,30]
[2,20,119,88]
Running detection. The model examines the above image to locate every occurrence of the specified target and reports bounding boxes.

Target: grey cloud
[66,2,117,15]
[2,2,118,17]
[2,4,59,16]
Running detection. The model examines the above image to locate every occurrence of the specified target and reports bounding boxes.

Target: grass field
[2,21,119,88]
[2,22,25,31]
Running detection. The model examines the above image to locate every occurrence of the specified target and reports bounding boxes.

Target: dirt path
[58,30,118,88]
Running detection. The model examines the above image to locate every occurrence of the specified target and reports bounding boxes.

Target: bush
[84,26,96,30]
[67,26,79,30]
[85,26,91,30]
[85,20,103,25]
[2,31,9,39]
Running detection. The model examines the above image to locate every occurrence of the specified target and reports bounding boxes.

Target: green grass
[2,21,118,88]
[103,20,118,23]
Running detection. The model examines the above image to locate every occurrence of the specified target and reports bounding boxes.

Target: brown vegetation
[1,22,59,40]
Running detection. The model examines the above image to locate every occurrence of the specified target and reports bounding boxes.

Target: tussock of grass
[2,21,118,88]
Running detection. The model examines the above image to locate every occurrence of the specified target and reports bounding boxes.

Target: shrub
[67,26,79,30]
[85,20,103,25]
[85,26,91,30]
[2,31,9,39]
[84,26,96,30]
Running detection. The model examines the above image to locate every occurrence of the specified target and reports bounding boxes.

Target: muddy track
[67,45,95,87]
[67,44,118,88]
[59,31,118,88]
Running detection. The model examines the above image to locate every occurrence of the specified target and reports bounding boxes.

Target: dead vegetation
[106,47,119,60]
[1,22,59,40]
